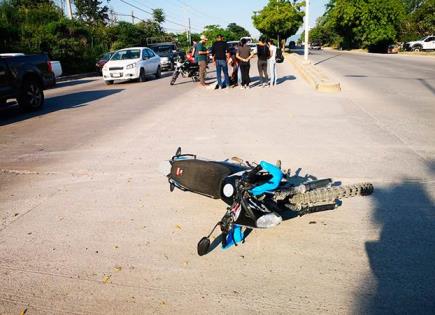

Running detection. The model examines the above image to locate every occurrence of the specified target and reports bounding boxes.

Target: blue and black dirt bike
[164,148,374,256]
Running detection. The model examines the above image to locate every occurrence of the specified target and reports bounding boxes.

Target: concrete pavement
[0,57,434,314]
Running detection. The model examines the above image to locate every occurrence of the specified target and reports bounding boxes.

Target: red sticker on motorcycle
[176,167,183,176]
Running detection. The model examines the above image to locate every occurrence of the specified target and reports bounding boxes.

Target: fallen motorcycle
[164,148,374,256]
[170,57,199,85]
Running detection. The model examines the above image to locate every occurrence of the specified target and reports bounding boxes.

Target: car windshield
[111,49,141,60]
[102,53,112,60]
[152,46,174,52]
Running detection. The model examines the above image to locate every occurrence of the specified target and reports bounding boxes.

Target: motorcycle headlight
[126,63,136,69]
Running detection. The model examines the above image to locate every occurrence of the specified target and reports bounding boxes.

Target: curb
[286,53,341,92]
[323,47,435,58]
[57,72,99,83]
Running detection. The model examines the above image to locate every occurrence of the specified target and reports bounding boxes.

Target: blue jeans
[215,59,229,88]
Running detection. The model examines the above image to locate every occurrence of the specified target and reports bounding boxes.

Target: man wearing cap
[196,35,209,86]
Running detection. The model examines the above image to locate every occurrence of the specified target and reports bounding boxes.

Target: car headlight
[126,63,136,69]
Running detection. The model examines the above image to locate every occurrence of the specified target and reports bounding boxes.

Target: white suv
[404,36,435,52]
[102,47,161,85]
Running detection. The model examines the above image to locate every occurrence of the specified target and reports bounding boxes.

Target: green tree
[175,32,200,51]
[226,23,250,40]
[252,0,304,47]
[316,0,405,50]
[152,8,165,24]
[402,0,425,12]
[202,24,232,44]
[108,21,145,50]
[401,0,435,40]
[10,0,52,6]
[74,0,109,25]
[44,18,95,73]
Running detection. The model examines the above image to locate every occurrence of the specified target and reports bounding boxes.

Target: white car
[102,47,161,85]
[405,35,435,52]
[248,43,258,54]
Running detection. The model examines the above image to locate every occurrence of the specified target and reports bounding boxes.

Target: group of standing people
[192,35,280,89]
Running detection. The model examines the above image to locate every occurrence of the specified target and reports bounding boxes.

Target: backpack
[276,48,284,63]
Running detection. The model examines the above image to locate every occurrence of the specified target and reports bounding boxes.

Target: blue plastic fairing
[249,161,283,196]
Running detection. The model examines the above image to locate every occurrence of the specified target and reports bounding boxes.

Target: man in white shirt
[267,39,277,86]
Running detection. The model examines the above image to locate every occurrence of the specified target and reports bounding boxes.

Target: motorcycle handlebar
[245,164,263,184]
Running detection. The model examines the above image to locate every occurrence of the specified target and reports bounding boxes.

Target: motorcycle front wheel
[170,71,180,86]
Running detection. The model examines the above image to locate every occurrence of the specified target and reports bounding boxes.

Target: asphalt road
[0,56,434,314]
[305,48,435,162]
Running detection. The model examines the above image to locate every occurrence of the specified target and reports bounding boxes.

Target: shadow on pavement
[313,53,343,65]
[247,75,296,87]
[343,75,435,95]
[205,227,254,255]
[277,75,296,84]
[52,79,96,89]
[0,89,123,126]
[357,162,435,313]
[417,78,435,95]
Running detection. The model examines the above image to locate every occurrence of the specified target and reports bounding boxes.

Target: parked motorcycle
[164,148,374,256]
[170,57,199,85]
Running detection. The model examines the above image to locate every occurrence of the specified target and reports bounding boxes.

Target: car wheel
[105,80,114,85]
[17,78,44,111]
[155,66,161,79]
[139,68,146,82]
[412,45,422,52]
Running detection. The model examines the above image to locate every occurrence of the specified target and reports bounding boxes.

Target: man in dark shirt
[211,34,230,89]
[257,36,270,87]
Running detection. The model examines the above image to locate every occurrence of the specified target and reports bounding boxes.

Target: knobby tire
[289,183,374,207]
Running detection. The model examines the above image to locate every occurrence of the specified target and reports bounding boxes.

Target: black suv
[0,54,54,110]
[148,43,182,71]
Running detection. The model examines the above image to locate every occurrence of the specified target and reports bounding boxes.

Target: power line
[173,0,231,26]
[132,0,203,32]
[119,0,201,32]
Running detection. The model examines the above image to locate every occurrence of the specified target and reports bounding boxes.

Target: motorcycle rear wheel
[289,183,374,209]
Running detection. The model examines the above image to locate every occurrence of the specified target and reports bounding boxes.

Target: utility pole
[188,18,192,45]
[304,0,310,63]
[66,0,73,19]
[132,11,135,24]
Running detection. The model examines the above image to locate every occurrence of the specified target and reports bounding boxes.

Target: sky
[107,0,330,39]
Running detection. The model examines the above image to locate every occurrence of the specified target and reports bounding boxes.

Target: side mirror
[197,237,210,256]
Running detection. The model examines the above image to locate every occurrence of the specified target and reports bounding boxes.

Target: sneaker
[214,84,220,90]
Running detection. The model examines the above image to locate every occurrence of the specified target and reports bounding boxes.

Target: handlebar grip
[245,165,263,183]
